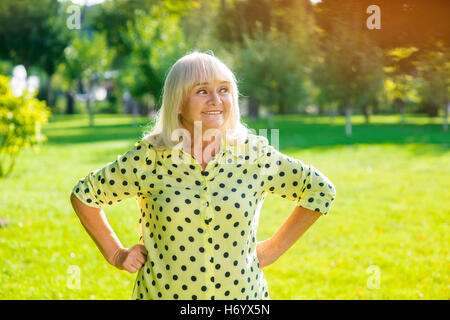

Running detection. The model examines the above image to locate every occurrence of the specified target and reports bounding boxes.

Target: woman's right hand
[112,244,148,273]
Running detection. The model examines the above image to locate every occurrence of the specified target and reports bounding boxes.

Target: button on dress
[72,134,336,300]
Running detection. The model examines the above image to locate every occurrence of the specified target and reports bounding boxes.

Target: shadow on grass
[43,116,449,155]
[43,122,152,144]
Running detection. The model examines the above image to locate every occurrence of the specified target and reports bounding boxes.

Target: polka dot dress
[72,134,336,300]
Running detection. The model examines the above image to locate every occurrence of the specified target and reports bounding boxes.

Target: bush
[0,75,51,177]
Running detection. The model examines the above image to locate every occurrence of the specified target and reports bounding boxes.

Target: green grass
[0,113,448,299]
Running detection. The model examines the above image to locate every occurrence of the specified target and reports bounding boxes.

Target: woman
[70,51,336,300]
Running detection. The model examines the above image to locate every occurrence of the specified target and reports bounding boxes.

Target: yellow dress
[72,134,336,300]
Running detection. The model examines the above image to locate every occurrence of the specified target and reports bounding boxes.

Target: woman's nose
[209,92,221,105]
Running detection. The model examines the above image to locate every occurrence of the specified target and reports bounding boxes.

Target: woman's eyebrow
[194,81,230,87]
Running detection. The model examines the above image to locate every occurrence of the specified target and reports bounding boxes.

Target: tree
[118,6,187,105]
[236,25,306,125]
[63,32,115,126]
[311,18,385,136]
[384,47,420,125]
[89,0,193,112]
[0,75,50,177]
[0,0,72,107]
[314,0,450,123]
[89,0,194,86]
[215,0,273,47]
[354,46,385,124]
[415,42,450,131]
[179,1,224,53]
[216,0,319,118]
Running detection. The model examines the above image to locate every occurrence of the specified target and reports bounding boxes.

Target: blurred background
[0,0,448,299]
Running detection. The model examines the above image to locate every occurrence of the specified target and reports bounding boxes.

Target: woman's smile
[201,110,223,116]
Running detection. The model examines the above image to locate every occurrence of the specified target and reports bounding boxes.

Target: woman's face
[179,78,232,136]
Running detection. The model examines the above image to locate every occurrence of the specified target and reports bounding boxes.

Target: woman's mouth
[202,111,223,115]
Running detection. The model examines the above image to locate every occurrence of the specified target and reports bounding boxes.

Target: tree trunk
[46,73,53,107]
[397,99,406,125]
[426,101,439,117]
[444,102,449,132]
[363,105,370,123]
[329,107,335,123]
[132,100,138,127]
[345,107,352,137]
[248,97,259,120]
[66,90,75,114]
[278,100,286,115]
[372,99,379,115]
[338,103,346,116]
[86,97,94,127]
[400,104,406,125]
[85,81,94,127]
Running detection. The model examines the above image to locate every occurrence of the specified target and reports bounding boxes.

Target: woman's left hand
[256,238,280,270]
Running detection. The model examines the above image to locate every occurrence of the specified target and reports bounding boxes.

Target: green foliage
[63,32,115,125]
[0,59,13,75]
[64,32,115,85]
[383,47,421,113]
[312,22,385,111]
[119,5,187,103]
[383,75,420,105]
[236,25,306,114]
[179,1,223,52]
[90,0,194,59]
[0,75,50,177]
[415,42,450,110]
[0,0,72,107]
[0,0,71,74]
[215,0,273,46]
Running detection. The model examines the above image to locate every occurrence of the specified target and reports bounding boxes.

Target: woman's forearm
[70,192,124,266]
[269,206,322,259]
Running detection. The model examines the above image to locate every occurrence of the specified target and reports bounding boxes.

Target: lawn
[0,113,448,299]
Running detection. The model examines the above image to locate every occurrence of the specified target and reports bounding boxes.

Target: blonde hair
[142,50,249,150]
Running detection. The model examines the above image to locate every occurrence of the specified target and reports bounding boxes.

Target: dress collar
[160,134,249,163]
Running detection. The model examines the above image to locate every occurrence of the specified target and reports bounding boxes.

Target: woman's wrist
[266,237,283,260]
[110,247,126,269]
[257,238,282,268]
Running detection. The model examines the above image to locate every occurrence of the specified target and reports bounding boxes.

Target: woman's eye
[197,87,228,94]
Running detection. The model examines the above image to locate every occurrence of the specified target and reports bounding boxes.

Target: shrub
[0,75,51,177]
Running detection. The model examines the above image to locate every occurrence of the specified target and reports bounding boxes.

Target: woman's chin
[201,113,230,129]
[200,118,225,129]
[203,122,225,131]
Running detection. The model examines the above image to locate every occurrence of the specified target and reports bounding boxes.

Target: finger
[134,256,146,266]
[123,262,135,273]
[138,254,147,264]
[127,266,137,274]
[132,260,145,270]
[137,245,148,255]
[130,261,140,270]
[130,261,141,270]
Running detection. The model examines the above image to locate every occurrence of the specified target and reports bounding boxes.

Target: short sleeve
[256,135,336,215]
[71,140,155,208]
